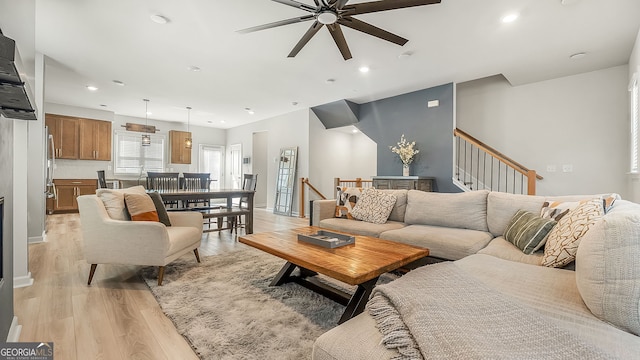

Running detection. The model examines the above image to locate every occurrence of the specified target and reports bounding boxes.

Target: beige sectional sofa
[311,190,640,359]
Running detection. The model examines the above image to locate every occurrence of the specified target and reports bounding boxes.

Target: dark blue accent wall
[356,83,460,193]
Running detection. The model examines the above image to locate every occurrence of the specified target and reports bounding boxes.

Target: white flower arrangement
[389,134,419,166]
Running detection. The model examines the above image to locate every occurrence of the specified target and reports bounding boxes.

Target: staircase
[453,128,543,195]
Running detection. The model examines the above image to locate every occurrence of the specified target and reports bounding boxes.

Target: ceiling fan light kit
[238,0,442,60]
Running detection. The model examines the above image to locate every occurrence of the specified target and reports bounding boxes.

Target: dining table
[151,189,256,234]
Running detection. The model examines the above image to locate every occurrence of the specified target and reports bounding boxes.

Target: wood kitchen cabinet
[45,114,79,159]
[79,118,112,160]
[48,179,97,213]
[169,130,192,164]
[372,176,436,192]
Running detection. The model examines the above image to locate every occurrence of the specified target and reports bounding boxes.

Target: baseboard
[6,317,22,342]
[28,232,45,244]
[13,273,34,288]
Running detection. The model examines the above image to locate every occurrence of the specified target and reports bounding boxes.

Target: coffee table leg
[270,261,297,286]
[338,277,378,324]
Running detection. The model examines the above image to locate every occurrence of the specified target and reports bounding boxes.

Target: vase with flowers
[389,134,419,176]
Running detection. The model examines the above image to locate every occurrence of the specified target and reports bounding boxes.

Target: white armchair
[77,194,203,285]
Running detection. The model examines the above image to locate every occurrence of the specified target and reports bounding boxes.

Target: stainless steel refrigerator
[45,126,56,214]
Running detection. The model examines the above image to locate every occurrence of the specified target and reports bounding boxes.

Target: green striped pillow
[504,210,557,255]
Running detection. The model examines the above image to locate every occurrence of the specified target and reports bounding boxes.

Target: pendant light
[185,106,193,149]
[141,99,151,146]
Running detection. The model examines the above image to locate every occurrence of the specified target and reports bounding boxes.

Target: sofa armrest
[168,211,204,231]
[312,199,336,226]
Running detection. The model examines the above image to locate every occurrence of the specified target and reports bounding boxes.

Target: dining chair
[231,174,258,233]
[182,172,211,208]
[97,170,107,189]
[146,172,180,207]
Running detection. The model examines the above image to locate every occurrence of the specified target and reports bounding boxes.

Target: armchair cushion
[124,193,160,222]
[96,185,147,220]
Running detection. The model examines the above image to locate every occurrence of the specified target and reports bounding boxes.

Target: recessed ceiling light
[352,129,358,133]
[86,85,98,91]
[146,111,152,115]
[398,51,413,59]
[221,120,226,124]
[561,0,581,5]
[292,102,298,106]
[501,13,519,23]
[569,52,587,60]
[359,66,370,73]
[325,78,336,84]
[245,108,255,115]
[112,80,125,86]
[150,14,169,24]
[207,120,213,124]
[99,104,107,107]
[187,65,201,72]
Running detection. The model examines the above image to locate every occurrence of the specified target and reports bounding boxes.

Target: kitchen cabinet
[48,179,97,213]
[372,176,435,192]
[45,114,79,159]
[169,130,192,164]
[79,118,112,160]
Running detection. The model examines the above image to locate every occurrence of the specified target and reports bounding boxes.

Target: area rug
[140,248,392,360]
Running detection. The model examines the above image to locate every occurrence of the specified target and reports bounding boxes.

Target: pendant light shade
[185,106,193,149]
[142,99,151,146]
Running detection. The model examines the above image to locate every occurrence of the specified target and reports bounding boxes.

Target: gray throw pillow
[148,191,172,226]
[504,210,556,254]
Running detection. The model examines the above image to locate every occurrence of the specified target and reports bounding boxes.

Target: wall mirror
[273,146,298,216]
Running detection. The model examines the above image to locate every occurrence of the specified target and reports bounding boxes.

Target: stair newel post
[300,177,306,218]
[527,170,537,195]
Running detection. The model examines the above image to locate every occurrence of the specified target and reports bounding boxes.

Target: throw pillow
[503,210,557,255]
[350,188,397,224]
[148,192,172,226]
[603,193,620,213]
[124,193,160,222]
[96,185,147,220]
[540,199,588,222]
[335,187,362,219]
[542,197,604,268]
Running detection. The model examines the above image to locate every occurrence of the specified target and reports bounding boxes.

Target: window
[631,74,639,173]
[114,131,166,175]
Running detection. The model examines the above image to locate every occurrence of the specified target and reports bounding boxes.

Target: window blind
[114,131,165,174]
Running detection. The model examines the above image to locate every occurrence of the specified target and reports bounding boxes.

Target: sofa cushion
[335,187,361,219]
[96,185,147,220]
[381,190,408,223]
[350,188,397,224]
[404,190,489,232]
[318,218,406,238]
[542,198,604,268]
[503,210,556,254]
[380,225,493,260]
[477,237,543,266]
[576,200,640,337]
[487,192,546,236]
[124,193,160,222]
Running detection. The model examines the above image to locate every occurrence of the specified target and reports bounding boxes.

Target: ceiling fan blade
[272,0,318,13]
[343,0,441,16]
[288,21,324,58]
[329,0,350,9]
[327,24,352,60]
[237,15,315,34]
[338,17,407,46]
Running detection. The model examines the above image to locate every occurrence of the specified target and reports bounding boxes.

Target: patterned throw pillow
[542,198,604,268]
[603,193,621,213]
[504,210,557,255]
[350,188,397,224]
[124,193,160,222]
[540,199,587,222]
[335,187,362,219]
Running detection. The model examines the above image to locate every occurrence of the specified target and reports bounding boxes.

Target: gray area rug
[141,248,393,360]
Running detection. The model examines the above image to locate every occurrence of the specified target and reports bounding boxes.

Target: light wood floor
[14,209,309,360]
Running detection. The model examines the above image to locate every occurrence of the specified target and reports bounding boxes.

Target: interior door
[230,144,242,189]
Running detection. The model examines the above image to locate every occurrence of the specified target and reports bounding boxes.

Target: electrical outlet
[546,165,556,173]
[562,164,573,173]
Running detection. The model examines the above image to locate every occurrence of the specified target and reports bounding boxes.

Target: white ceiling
[3,0,640,129]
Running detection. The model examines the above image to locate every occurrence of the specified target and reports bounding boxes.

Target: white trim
[13,273,34,288]
[6,317,22,342]
[28,231,45,244]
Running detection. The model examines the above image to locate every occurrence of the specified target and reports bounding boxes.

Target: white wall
[308,112,377,201]
[628,28,640,202]
[252,131,268,207]
[457,65,629,197]
[45,103,226,180]
[226,109,310,214]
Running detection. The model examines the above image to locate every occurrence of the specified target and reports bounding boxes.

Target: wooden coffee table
[239,226,429,324]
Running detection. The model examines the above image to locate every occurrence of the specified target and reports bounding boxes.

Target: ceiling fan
[237,0,441,60]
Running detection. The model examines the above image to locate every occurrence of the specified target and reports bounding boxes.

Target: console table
[372,176,435,192]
